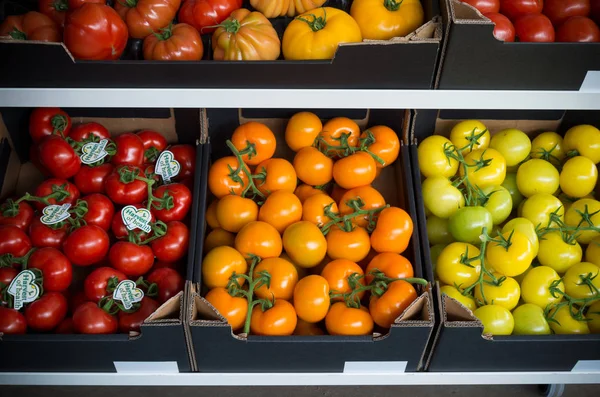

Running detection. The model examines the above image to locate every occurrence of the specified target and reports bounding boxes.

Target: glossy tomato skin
[202,246,247,289]
[366,252,414,283]
[361,126,400,168]
[38,136,82,179]
[109,241,154,277]
[63,225,110,266]
[28,248,73,292]
[231,121,276,166]
[370,280,417,328]
[105,166,149,205]
[325,302,373,336]
[74,163,114,195]
[147,267,185,303]
[251,299,297,336]
[64,4,128,60]
[371,207,414,254]
[55,317,75,333]
[70,0,107,9]
[0,267,18,288]
[34,178,80,211]
[137,130,168,163]
[321,259,364,300]
[73,302,117,334]
[0,307,27,334]
[143,23,204,61]
[293,147,334,186]
[319,117,360,157]
[0,11,61,42]
[152,183,192,222]
[283,221,326,267]
[29,107,71,143]
[556,16,600,42]
[25,292,68,331]
[84,266,127,302]
[81,194,115,231]
[151,221,189,263]
[208,156,248,198]
[0,201,34,230]
[332,152,377,190]
[118,297,160,332]
[485,12,516,41]
[169,144,196,180]
[112,132,145,167]
[39,0,69,27]
[543,0,591,26]
[205,287,247,331]
[178,0,243,33]
[500,0,544,20]
[254,257,299,300]
[293,275,330,323]
[235,221,282,261]
[515,14,555,42]
[29,217,68,249]
[418,136,459,178]
[114,0,181,39]
[254,158,297,196]
[0,225,32,258]
[285,112,322,152]
[463,0,500,13]
[69,122,111,142]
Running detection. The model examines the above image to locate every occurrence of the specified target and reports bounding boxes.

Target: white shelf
[1,88,600,109]
[0,371,599,386]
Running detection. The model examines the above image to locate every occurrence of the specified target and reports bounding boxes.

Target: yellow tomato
[530,131,565,165]
[564,199,600,244]
[473,305,514,336]
[548,305,590,335]
[350,0,424,40]
[460,148,506,189]
[537,232,582,274]
[563,124,600,164]
[449,120,490,154]
[436,242,481,289]
[417,136,459,178]
[474,273,521,310]
[587,301,600,333]
[585,236,600,267]
[250,0,326,18]
[489,128,531,167]
[516,159,559,197]
[439,285,476,312]
[559,156,598,198]
[501,218,539,257]
[485,230,534,277]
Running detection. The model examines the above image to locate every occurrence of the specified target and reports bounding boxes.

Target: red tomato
[69,0,106,9]
[151,183,192,222]
[118,296,160,332]
[29,217,69,249]
[29,107,72,143]
[137,130,168,163]
[73,302,117,334]
[63,225,109,266]
[0,225,32,258]
[109,242,154,277]
[0,267,18,287]
[69,122,111,142]
[485,12,516,41]
[147,267,185,303]
[178,0,242,33]
[74,163,114,195]
[150,221,189,263]
[556,16,600,41]
[69,290,89,314]
[33,178,80,211]
[169,144,196,180]
[462,0,500,13]
[112,133,145,167]
[111,203,155,241]
[38,136,82,179]
[29,144,51,176]
[104,166,149,205]
[0,201,34,230]
[84,267,127,302]
[500,0,544,20]
[515,14,555,41]
[543,0,590,26]
[25,292,68,332]
[64,4,128,60]
[80,194,114,231]
[0,307,27,334]
[39,0,69,27]
[54,317,74,333]
[28,248,73,292]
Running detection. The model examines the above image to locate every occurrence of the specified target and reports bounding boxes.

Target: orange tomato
[294,184,323,203]
[254,158,297,196]
[258,191,303,234]
[361,126,400,168]
[369,280,417,328]
[365,252,414,284]
[205,287,248,331]
[250,299,297,336]
[204,228,236,253]
[206,199,220,229]
[283,221,327,268]
[253,257,298,300]
[208,156,249,198]
[231,121,276,166]
[333,151,377,189]
[235,221,282,260]
[294,318,325,335]
[339,185,386,228]
[321,259,365,301]
[370,207,413,254]
[202,246,247,289]
[325,302,373,335]
[294,147,334,186]
[285,111,322,152]
[319,117,360,157]
[293,275,330,323]
[216,195,258,233]
[326,224,371,262]
[330,184,348,204]
[302,193,339,227]
[280,252,309,279]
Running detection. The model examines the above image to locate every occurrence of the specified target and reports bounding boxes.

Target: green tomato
[426,215,455,245]
[474,305,514,336]
[448,206,493,244]
[501,172,523,210]
[422,176,465,219]
[481,185,512,225]
[512,304,551,335]
[489,128,532,167]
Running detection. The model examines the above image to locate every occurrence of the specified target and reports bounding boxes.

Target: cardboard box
[0,0,442,89]
[187,108,435,373]
[409,108,600,372]
[436,0,600,90]
[0,108,201,372]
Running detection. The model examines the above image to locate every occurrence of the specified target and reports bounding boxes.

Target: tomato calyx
[320,198,389,234]
[537,204,600,242]
[532,143,562,167]
[316,130,386,166]
[296,8,327,32]
[69,135,117,166]
[118,0,139,8]
[153,24,174,41]
[145,146,161,163]
[219,18,242,34]
[52,0,69,11]
[126,220,168,245]
[384,0,404,11]
[545,274,600,325]
[225,140,266,201]
[9,27,26,40]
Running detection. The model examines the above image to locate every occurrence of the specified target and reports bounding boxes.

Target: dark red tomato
[112,133,145,167]
[0,307,27,334]
[118,296,160,333]
[84,266,127,302]
[179,176,194,192]
[137,130,168,163]
[34,178,80,211]
[515,14,555,41]
[0,201,34,230]
[152,260,183,272]
[111,204,155,241]
[29,217,69,249]
[109,242,154,277]
[73,302,117,334]
[557,16,600,41]
[462,0,500,13]
[81,194,114,231]
[0,225,32,258]
[151,221,189,263]
[69,0,106,9]
[178,0,243,33]
[25,291,68,331]
[501,0,544,20]
[74,163,114,195]
[104,166,149,205]
[28,248,72,292]
[169,144,196,180]
[147,267,185,303]
[151,183,192,222]
[0,267,18,287]
[55,317,75,333]
[29,107,72,143]
[38,136,82,179]
[485,12,516,40]
[39,0,69,28]
[63,225,109,266]
[69,122,111,142]
[69,290,89,314]
[30,144,51,176]
[543,0,590,26]
[592,0,600,24]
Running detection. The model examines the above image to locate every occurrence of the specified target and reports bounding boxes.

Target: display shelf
[0,371,599,386]
[1,88,600,109]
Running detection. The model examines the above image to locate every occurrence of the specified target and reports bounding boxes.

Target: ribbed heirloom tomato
[208,156,249,198]
[253,257,298,300]
[216,195,258,233]
[251,299,297,336]
[293,147,334,186]
[143,23,204,61]
[178,0,243,33]
[0,11,61,42]
[205,287,248,331]
[371,207,413,254]
[250,0,326,17]
[254,158,297,196]
[203,246,247,289]
[293,275,330,323]
[350,0,424,40]
[114,0,181,39]
[231,122,277,165]
[235,221,282,260]
[285,112,322,152]
[325,302,373,335]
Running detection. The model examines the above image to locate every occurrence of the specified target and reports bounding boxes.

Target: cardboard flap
[393,287,434,325]
[452,0,490,22]
[190,290,228,325]
[144,290,183,325]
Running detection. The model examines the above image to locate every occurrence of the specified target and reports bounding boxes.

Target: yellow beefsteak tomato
[350,0,424,40]
[250,0,326,18]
